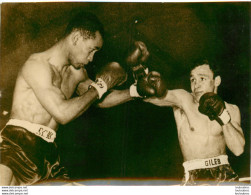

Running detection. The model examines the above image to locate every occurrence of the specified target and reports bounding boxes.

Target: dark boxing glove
[126,41,150,81]
[130,71,167,98]
[198,92,231,125]
[90,62,127,99]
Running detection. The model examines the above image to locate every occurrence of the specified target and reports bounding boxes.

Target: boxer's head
[63,11,104,40]
[63,12,104,69]
[189,59,221,102]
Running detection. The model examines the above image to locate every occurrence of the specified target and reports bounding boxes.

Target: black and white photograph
[0,1,250,194]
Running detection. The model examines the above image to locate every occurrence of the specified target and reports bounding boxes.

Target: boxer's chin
[192,93,201,103]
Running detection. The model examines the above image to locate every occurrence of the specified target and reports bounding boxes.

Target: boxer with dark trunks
[0,11,150,186]
[1,121,64,185]
[134,59,245,185]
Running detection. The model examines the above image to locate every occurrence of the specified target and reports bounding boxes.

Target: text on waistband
[205,158,221,167]
[36,127,54,140]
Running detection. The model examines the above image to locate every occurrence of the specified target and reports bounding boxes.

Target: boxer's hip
[182,155,238,185]
[0,121,61,185]
[5,119,56,143]
[1,120,58,160]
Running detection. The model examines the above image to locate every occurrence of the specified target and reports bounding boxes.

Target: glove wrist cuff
[219,109,231,125]
[130,84,141,98]
[89,78,108,99]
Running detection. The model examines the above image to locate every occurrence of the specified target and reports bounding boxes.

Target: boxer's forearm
[144,89,188,107]
[61,66,89,99]
[50,87,99,124]
[222,123,245,156]
[76,82,133,108]
[96,89,133,108]
[76,79,93,96]
[61,79,79,99]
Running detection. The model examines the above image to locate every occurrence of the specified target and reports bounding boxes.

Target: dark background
[0,2,250,184]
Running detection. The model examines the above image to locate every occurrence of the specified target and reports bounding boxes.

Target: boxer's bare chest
[11,64,81,127]
[174,106,225,160]
[174,104,223,137]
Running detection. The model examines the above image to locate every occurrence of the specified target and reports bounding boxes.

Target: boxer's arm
[96,89,133,108]
[77,82,133,108]
[144,89,190,108]
[22,60,100,125]
[222,104,245,156]
[76,79,93,96]
[61,66,89,99]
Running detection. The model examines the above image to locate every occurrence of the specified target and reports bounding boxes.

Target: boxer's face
[69,31,103,69]
[190,64,218,102]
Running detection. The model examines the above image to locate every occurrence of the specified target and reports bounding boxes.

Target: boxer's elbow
[232,142,245,156]
[233,148,244,156]
[56,118,68,125]
[95,102,108,108]
[237,137,245,156]
[52,109,71,125]
[54,114,69,125]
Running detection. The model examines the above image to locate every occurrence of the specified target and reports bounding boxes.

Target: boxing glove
[126,41,149,81]
[90,62,127,99]
[130,71,167,98]
[198,92,231,125]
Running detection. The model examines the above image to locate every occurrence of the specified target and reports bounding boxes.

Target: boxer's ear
[214,76,221,87]
[71,30,81,46]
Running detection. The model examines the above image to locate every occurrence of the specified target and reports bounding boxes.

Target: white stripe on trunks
[6,119,56,143]
[183,155,229,182]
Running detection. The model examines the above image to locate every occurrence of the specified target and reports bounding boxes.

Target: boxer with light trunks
[0,11,151,186]
[135,59,245,185]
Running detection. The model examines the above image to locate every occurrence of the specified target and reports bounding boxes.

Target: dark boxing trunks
[182,155,238,185]
[0,121,68,185]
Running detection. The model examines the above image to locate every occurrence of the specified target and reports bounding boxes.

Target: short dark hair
[189,59,220,78]
[63,11,104,39]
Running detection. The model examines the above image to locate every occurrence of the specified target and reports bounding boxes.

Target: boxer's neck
[45,40,70,72]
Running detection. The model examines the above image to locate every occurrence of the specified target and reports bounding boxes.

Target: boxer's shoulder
[168,89,193,105]
[21,53,54,80]
[25,52,47,65]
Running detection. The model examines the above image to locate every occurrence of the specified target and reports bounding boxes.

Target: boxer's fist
[126,41,149,81]
[126,41,149,67]
[96,62,127,90]
[198,92,231,125]
[91,62,127,99]
[136,71,167,98]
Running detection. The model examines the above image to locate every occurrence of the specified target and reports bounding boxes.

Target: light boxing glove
[198,92,231,125]
[90,62,127,99]
[130,71,167,98]
[126,41,150,81]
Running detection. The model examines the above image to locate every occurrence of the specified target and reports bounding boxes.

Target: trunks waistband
[182,155,229,183]
[6,119,56,143]
[183,155,229,172]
